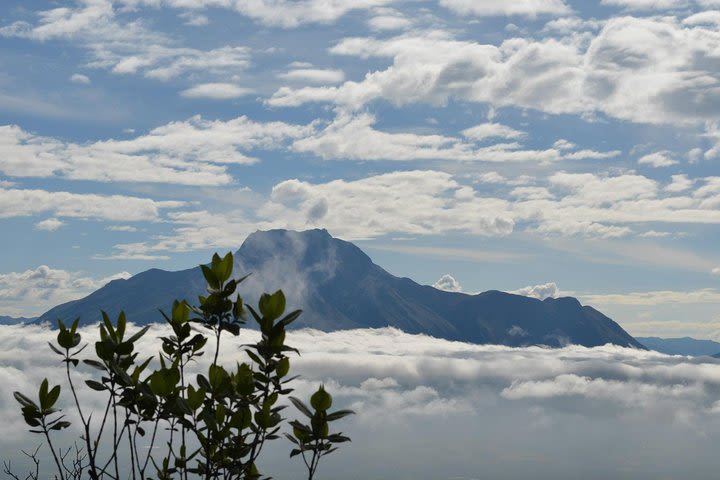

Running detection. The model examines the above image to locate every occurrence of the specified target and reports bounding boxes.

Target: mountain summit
[37,229,643,349]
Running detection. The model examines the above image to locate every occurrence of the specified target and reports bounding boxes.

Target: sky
[0,0,719,338]
[5,323,720,479]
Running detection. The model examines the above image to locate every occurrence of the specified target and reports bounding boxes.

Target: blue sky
[1,0,719,338]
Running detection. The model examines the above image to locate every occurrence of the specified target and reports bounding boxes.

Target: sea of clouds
[3,323,720,479]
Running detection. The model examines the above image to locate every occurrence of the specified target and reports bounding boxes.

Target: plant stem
[42,420,66,480]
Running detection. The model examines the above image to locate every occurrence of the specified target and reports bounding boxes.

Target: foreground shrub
[6,252,353,480]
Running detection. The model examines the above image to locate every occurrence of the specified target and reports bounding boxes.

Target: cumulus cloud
[461,122,527,142]
[270,17,720,126]
[433,274,463,292]
[0,267,131,317]
[69,73,90,84]
[666,174,693,192]
[600,0,691,10]
[638,151,678,167]
[510,282,561,299]
[367,9,412,31]
[104,167,720,256]
[34,217,65,231]
[5,324,720,479]
[0,187,183,222]
[0,116,312,185]
[290,112,619,163]
[0,1,251,83]
[105,225,138,232]
[279,67,345,85]
[180,83,253,99]
[439,0,572,17]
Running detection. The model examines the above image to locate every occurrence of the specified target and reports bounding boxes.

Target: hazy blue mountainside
[638,337,720,356]
[37,229,643,349]
[0,315,35,325]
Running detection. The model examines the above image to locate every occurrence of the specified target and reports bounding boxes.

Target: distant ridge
[0,315,36,325]
[37,229,643,349]
[638,337,720,357]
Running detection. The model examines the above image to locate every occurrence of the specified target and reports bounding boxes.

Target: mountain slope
[37,229,643,349]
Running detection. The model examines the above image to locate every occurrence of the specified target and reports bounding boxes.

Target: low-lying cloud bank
[3,323,720,479]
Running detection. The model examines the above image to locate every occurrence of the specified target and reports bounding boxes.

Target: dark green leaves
[310,386,332,411]
[286,385,354,476]
[14,250,352,480]
[259,291,285,321]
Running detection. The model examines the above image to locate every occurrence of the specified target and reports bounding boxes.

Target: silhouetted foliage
[7,252,353,480]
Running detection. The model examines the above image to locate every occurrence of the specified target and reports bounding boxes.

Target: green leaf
[14,392,37,409]
[310,386,332,411]
[85,380,107,392]
[49,421,72,431]
[117,311,127,340]
[83,359,106,371]
[259,290,286,321]
[48,342,64,356]
[277,357,290,378]
[38,379,49,410]
[289,397,313,419]
[277,310,302,329]
[201,265,220,290]
[101,311,117,343]
[116,341,134,356]
[46,385,61,409]
[326,409,355,422]
[212,252,233,283]
[125,325,150,344]
[95,340,113,361]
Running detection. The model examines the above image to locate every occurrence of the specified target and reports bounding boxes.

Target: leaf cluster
[10,251,354,480]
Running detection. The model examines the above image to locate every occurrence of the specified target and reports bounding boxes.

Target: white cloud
[666,174,693,192]
[105,225,138,232]
[0,187,183,222]
[367,10,412,31]
[34,217,65,231]
[105,168,720,256]
[583,289,720,305]
[0,267,131,316]
[510,282,561,299]
[1,2,251,82]
[461,122,526,141]
[69,73,90,84]
[180,83,252,99]
[600,0,690,10]
[271,17,720,126]
[712,267,720,275]
[178,11,209,26]
[638,229,672,238]
[279,68,345,85]
[291,112,618,163]
[683,10,720,26]
[439,0,571,17]
[433,274,463,292]
[0,116,312,185]
[638,151,678,168]
[229,0,396,28]
[6,325,720,478]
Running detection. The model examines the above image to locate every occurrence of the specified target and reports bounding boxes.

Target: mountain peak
[35,228,642,349]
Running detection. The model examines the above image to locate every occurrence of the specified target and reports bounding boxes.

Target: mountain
[638,337,720,356]
[0,315,35,325]
[37,229,643,349]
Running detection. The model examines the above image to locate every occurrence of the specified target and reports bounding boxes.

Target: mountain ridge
[36,228,643,349]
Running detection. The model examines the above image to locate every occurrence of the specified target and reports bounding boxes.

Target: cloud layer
[4,324,720,479]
